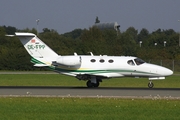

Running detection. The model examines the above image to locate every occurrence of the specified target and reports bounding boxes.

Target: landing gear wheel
[148,82,154,88]
[86,80,93,88]
[86,80,100,88]
[93,81,99,87]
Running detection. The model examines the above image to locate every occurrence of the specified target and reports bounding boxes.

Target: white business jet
[10,33,173,88]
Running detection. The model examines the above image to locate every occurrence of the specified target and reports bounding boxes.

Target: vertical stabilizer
[15,32,58,65]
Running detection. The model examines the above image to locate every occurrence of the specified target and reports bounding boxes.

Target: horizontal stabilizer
[6,35,15,37]
[34,64,50,67]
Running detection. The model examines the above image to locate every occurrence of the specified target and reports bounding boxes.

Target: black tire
[148,82,154,88]
[93,81,100,87]
[86,80,93,88]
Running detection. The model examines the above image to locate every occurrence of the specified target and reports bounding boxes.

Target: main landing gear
[86,80,99,88]
[86,77,102,88]
[75,75,102,88]
[148,81,154,88]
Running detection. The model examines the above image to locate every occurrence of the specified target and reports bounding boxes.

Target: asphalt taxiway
[0,86,180,99]
[0,72,179,99]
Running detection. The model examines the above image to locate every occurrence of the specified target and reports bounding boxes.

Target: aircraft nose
[166,69,173,76]
[160,67,173,76]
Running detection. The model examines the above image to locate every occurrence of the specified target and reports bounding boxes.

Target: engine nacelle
[56,56,81,66]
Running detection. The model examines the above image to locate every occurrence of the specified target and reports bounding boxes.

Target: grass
[0,97,179,120]
[0,73,180,120]
[0,73,179,88]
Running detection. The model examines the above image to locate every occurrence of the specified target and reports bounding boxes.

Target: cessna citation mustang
[10,33,173,88]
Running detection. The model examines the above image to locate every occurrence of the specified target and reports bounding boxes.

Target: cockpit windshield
[134,58,145,65]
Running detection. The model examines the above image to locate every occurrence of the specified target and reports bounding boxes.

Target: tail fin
[15,32,58,66]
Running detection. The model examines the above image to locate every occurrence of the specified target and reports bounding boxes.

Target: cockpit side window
[134,58,145,65]
[127,60,135,66]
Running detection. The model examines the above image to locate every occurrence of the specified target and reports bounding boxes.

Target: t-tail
[15,33,58,67]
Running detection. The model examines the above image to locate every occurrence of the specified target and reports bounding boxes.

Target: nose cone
[145,63,173,77]
[159,67,173,76]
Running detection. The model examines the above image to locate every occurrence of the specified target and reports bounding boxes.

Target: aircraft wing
[93,73,124,78]
[76,72,124,80]
[149,77,165,80]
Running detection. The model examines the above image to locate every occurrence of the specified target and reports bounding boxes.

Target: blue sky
[1,0,180,34]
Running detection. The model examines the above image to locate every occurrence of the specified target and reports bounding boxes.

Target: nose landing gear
[148,81,154,88]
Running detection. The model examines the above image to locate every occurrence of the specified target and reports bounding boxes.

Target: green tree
[126,27,138,42]
[1,25,180,70]
[63,29,83,39]
[120,33,137,56]
[3,26,17,34]
[137,28,149,47]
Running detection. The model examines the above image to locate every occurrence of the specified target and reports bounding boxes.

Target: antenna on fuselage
[88,52,94,56]
[74,52,78,56]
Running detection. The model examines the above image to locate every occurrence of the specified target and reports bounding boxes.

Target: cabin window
[99,59,105,63]
[127,60,135,66]
[134,58,145,65]
[90,59,96,63]
[108,59,114,63]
